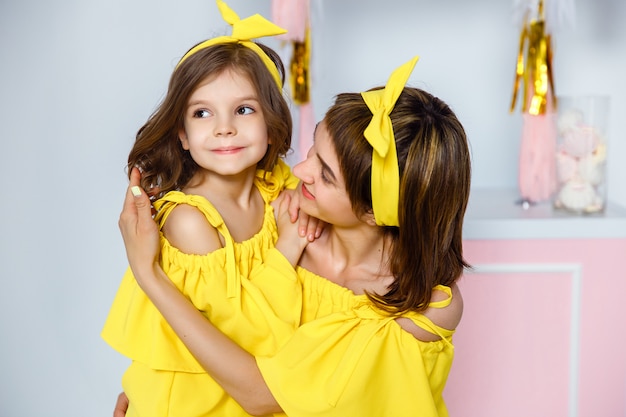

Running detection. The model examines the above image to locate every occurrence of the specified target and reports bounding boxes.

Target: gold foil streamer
[290,27,310,104]
[510,0,557,115]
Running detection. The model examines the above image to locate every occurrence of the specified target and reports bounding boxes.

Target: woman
[117,56,471,417]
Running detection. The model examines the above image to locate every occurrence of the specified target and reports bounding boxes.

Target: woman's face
[292,121,361,227]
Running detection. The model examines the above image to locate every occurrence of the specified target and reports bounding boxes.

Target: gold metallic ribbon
[361,56,419,226]
[510,0,556,115]
[176,0,287,88]
[290,27,311,104]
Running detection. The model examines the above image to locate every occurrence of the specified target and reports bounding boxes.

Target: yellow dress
[257,267,456,417]
[102,160,299,417]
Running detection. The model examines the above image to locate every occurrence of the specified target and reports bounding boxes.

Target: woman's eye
[320,170,332,184]
[193,109,210,118]
[237,106,254,115]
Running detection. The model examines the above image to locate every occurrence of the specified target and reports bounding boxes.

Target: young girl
[102,2,317,416]
[116,56,471,416]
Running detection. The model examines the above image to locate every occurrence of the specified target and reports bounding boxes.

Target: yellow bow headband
[176,0,287,89]
[361,56,419,227]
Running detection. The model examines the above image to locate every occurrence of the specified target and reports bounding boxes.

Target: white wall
[0,1,624,416]
[307,0,626,207]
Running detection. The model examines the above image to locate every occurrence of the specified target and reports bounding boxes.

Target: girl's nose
[214,116,236,137]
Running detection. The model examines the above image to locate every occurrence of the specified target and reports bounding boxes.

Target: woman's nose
[292,157,312,183]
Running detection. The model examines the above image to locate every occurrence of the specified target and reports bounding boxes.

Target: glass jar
[553,95,610,214]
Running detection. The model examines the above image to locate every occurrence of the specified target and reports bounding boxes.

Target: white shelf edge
[463,188,626,240]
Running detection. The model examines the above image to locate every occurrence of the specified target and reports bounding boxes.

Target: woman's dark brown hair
[127,41,292,197]
[324,87,472,314]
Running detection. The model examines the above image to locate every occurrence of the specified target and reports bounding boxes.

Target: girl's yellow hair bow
[361,56,419,226]
[177,0,287,88]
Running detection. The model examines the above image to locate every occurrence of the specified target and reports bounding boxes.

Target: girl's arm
[119,168,282,416]
[271,191,310,266]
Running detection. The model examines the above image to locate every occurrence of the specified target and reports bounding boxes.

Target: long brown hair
[127,41,292,197]
[325,87,471,314]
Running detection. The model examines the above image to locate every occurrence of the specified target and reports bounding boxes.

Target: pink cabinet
[444,190,626,417]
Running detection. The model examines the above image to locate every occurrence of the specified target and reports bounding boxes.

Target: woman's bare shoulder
[395,283,463,342]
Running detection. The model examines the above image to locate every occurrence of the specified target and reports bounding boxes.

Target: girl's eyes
[192,109,210,118]
[191,106,254,118]
[236,105,255,115]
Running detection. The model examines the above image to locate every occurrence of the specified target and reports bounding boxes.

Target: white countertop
[463,188,626,240]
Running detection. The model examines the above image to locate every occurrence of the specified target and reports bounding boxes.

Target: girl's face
[293,121,361,227]
[179,69,269,177]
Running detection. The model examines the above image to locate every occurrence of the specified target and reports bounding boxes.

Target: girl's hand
[286,189,325,242]
[118,167,161,283]
[272,192,309,266]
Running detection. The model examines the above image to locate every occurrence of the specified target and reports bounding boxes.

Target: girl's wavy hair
[127,41,292,197]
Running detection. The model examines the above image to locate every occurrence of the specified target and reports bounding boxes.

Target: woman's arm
[119,168,282,416]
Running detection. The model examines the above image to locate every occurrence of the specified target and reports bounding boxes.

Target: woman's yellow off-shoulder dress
[257,267,457,417]
[102,161,300,417]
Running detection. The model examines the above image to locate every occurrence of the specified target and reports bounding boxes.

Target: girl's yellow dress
[102,160,300,417]
[103,159,457,417]
[256,267,456,417]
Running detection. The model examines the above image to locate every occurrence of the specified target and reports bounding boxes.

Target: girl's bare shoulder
[162,204,223,255]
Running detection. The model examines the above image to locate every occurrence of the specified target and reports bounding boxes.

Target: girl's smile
[212,146,245,155]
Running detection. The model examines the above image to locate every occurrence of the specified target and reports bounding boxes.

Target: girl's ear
[179,129,190,150]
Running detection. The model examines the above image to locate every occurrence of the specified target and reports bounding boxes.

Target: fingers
[315,221,325,239]
[131,186,154,226]
[276,188,323,242]
[120,167,143,219]
[128,168,153,223]
[129,166,141,187]
[278,192,292,215]
[128,167,148,210]
[298,212,323,241]
[119,168,154,237]
[287,189,301,223]
[275,193,294,229]
[121,168,141,215]
[297,213,308,238]
[113,392,129,417]
[309,218,323,240]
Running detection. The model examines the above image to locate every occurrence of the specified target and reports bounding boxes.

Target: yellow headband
[176,0,287,89]
[361,56,419,226]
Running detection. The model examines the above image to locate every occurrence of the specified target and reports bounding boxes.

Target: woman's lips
[300,183,315,200]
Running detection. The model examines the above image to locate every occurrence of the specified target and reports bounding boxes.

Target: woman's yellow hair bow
[176,0,287,88]
[361,56,419,226]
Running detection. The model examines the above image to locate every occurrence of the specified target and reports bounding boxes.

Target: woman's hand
[113,392,129,417]
[118,167,161,284]
[117,171,282,416]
